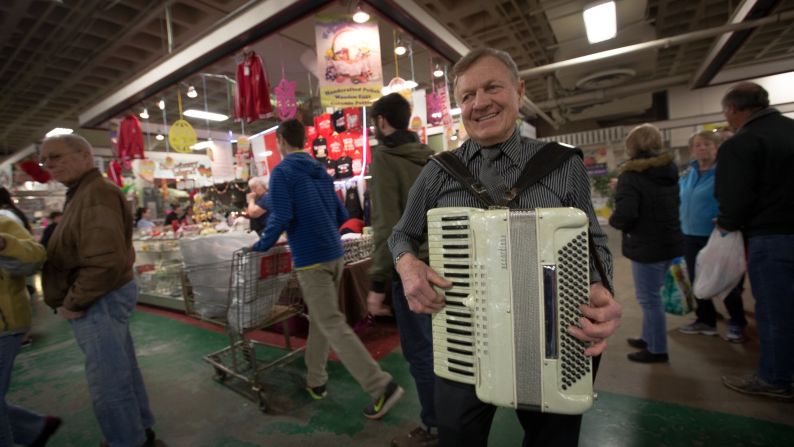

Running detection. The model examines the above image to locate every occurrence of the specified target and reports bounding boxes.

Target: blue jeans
[747,235,794,388]
[69,281,155,447]
[0,333,47,446]
[631,260,672,354]
[392,274,436,429]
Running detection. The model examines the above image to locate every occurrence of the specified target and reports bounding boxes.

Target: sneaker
[722,374,794,401]
[627,349,669,363]
[30,416,62,447]
[363,381,404,420]
[678,321,718,336]
[626,338,647,349]
[723,325,747,343]
[391,426,439,447]
[306,383,327,400]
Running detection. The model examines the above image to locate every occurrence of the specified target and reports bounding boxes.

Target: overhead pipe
[534,74,690,110]
[518,9,794,78]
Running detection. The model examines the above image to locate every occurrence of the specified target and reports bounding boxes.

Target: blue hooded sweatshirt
[253,151,348,267]
[679,160,718,237]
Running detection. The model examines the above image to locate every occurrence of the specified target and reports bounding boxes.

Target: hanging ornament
[169,86,197,153]
[275,66,297,121]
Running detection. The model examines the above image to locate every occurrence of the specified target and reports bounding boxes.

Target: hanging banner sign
[315,15,383,108]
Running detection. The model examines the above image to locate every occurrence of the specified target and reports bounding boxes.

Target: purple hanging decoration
[426,90,443,126]
[275,66,297,120]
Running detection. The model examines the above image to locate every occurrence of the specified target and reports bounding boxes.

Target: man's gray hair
[722,82,770,111]
[248,176,268,189]
[451,48,520,90]
[42,133,94,156]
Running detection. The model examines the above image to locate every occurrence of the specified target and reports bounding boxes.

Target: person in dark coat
[610,123,683,363]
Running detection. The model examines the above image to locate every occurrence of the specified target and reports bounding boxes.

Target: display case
[134,237,185,310]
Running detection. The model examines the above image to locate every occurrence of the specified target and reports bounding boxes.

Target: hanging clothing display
[344,108,362,131]
[234,51,273,123]
[325,158,337,178]
[314,113,333,137]
[335,156,353,179]
[331,109,346,133]
[117,114,145,168]
[327,133,344,160]
[311,135,328,162]
[345,185,363,219]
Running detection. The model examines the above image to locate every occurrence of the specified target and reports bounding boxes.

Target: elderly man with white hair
[40,133,156,447]
[246,176,270,234]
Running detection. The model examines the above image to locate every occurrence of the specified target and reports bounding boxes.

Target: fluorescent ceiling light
[583,1,616,44]
[450,107,461,116]
[190,140,214,150]
[183,109,229,122]
[45,127,73,137]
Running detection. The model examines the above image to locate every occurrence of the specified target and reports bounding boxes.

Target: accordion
[427,207,594,415]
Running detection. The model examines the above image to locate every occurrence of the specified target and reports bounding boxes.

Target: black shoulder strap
[429,151,496,207]
[499,142,582,206]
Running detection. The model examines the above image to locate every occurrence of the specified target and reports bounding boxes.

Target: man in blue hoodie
[252,119,404,419]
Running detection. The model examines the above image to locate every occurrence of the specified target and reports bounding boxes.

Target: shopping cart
[195,246,305,412]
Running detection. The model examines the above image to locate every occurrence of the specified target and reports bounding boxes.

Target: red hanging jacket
[235,52,273,123]
[117,115,144,167]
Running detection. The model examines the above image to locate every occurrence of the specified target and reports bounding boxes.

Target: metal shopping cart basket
[198,246,305,412]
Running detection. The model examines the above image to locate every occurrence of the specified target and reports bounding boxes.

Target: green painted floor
[10,303,794,447]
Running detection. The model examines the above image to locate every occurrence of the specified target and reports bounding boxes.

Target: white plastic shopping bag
[693,228,745,299]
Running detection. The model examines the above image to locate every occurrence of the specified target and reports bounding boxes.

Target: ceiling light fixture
[187,85,198,98]
[394,38,407,56]
[139,108,149,119]
[352,3,369,23]
[433,64,444,78]
[155,134,164,141]
[190,139,214,150]
[583,1,617,44]
[183,109,228,122]
[45,127,73,137]
[158,99,165,110]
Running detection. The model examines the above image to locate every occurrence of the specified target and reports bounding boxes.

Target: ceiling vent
[575,68,636,90]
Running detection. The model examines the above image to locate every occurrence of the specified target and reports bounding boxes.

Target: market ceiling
[1,0,793,157]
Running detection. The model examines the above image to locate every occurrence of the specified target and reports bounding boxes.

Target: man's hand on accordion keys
[394,252,453,313]
[567,282,622,356]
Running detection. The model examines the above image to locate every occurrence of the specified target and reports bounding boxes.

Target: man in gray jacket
[368,93,437,446]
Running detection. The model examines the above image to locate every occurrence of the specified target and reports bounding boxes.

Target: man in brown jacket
[40,134,155,447]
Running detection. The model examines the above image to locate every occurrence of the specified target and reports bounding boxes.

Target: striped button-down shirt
[388,127,613,284]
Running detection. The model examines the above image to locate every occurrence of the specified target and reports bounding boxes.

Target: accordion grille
[556,231,591,390]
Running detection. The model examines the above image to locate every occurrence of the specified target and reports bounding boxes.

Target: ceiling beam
[690,0,781,88]
[79,0,327,128]
[518,7,794,79]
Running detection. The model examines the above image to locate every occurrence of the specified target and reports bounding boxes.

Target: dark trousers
[683,235,747,327]
[436,356,601,447]
[392,274,437,428]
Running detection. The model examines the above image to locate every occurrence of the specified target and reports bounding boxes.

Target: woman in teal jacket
[677,130,747,342]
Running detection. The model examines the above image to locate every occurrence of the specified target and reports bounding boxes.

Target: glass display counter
[133,237,185,310]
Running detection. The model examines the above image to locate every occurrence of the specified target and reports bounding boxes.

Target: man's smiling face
[454,55,524,147]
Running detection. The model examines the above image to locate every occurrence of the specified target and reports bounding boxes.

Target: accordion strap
[430,141,613,293]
